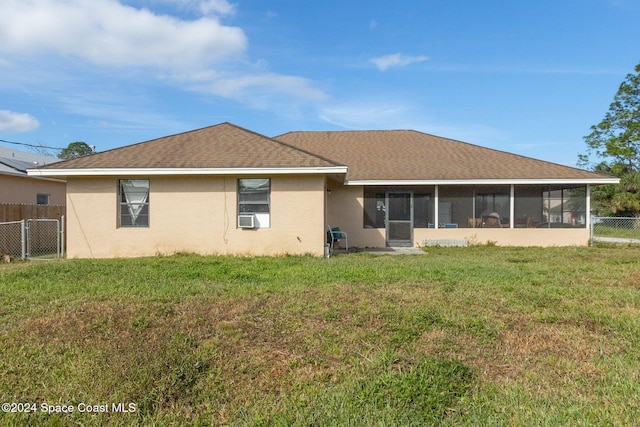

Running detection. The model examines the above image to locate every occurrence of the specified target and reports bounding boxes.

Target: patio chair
[482,212,502,228]
[327,225,348,251]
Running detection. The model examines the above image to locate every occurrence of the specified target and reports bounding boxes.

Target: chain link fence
[0,220,26,259]
[591,216,640,244]
[0,217,64,261]
[27,219,62,260]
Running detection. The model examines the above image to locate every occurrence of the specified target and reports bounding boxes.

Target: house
[0,146,65,205]
[27,122,618,258]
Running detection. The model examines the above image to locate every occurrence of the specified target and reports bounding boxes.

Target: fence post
[20,219,26,260]
[60,215,65,257]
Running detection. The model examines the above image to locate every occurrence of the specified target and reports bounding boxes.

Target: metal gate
[27,218,64,259]
[0,216,64,260]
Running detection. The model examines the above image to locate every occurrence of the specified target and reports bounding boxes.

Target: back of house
[28,123,617,258]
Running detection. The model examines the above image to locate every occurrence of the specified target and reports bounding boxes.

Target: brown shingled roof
[41,122,343,170]
[276,129,609,182]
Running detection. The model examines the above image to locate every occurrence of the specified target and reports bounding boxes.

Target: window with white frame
[238,178,270,228]
[119,179,149,227]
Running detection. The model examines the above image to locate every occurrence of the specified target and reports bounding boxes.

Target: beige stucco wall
[66,175,326,258]
[327,185,590,248]
[0,174,66,205]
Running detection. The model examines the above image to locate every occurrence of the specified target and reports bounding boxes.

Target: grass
[1,246,639,425]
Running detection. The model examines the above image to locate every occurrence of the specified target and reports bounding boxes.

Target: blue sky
[0,0,638,167]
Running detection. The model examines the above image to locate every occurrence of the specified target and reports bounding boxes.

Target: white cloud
[318,101,503,146]
[0,0,329,117]
[157,0,236,16]
[0,0,246,71]
[0,110,40,133]
[319,103,406,129]
[191,0,235,16]
[204,73,329,103]
[369,53,428,71]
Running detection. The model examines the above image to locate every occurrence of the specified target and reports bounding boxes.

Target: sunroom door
[386,192,413,247]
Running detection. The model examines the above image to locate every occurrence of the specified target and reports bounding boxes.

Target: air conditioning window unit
[238,214,256,229]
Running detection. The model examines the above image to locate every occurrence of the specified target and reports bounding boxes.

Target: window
[238,178,270,228]
[363,188,385,228]
[119,179,149,227]
[36,194,50,205]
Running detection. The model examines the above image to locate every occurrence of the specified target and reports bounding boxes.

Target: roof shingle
[40,123,343,170]
[276,129,608,182]
[35,123,613,183]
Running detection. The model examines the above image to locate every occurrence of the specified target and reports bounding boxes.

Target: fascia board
[2,170,66,182]
[345,178,620,186]
[27,166,348,177]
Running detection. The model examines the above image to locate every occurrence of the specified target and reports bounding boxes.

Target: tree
[57,141,94,160]
[581,62,640,216]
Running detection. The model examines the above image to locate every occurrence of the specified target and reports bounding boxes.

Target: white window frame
[238,178,270,228]
[119,179,150,228]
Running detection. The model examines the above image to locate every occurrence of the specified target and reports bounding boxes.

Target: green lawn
[1,246,639,426]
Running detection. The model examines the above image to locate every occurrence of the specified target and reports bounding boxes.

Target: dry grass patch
[483,318,611,386]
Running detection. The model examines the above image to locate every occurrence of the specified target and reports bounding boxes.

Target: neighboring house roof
[276,129,617,185]
[30,122,347,177]
[0,146,60,177]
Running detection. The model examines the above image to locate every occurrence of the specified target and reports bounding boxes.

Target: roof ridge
[271,137,345,167]
[33,122,350,171]
[214,122,345,167]
[216,123,342,167]
[42,122,249,168]
[57,122,343,167]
